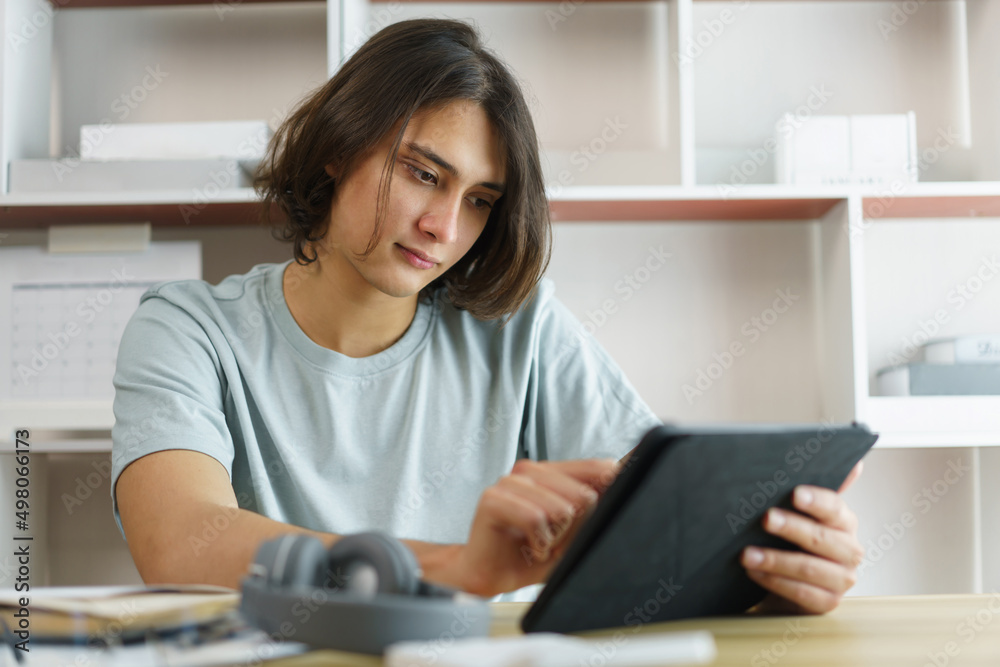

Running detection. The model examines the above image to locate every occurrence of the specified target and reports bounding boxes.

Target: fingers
[790,485,859,534]
[761,506,863,568]
[515,458,621,495]
[512,459,603,508]
[744,569,842,615]
[742,482,865,614]
[742,546,856,597]
[477,485,560,559]
[498,477,578,556]
[476,459,615,563]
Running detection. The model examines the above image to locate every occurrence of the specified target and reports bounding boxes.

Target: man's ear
[324,163,336,178]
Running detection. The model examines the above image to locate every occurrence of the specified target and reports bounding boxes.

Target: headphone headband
[239,532,491,654]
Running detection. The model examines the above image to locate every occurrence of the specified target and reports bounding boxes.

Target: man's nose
[418,195,462,244]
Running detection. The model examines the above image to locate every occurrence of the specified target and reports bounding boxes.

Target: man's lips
[397,244,439,269]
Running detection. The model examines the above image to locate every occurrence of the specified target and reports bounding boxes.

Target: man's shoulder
[137,261,281,317]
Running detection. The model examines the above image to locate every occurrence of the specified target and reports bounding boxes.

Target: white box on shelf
[877,363,1000,397]
[850,112,918,185]
[9,158,256,192]
[79,120,272,161]
[924,335,1000,364]
[775,112,917,186]
[775,115,851,185]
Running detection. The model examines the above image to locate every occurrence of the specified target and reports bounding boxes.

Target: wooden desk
[271,595,1000,666]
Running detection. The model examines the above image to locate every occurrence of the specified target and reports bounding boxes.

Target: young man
[112,18,863,612]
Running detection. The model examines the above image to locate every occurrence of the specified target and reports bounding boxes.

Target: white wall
[2,1,994,594]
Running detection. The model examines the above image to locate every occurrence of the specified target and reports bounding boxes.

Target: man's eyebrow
[404,141,506,194]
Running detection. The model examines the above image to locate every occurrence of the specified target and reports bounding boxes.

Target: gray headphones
[239,531,491,654]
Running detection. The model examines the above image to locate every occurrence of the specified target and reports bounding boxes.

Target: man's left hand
[741,462,865,614]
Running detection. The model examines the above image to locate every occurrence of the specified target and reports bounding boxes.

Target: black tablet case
[521,423,878,634]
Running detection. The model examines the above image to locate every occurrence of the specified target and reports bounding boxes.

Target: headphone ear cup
[252,534,329,588]
[324,532,421,596]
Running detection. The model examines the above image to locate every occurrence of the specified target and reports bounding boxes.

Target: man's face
[321,99,506,299]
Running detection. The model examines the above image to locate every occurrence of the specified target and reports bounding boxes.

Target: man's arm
[116,449,337,590]
[117,450,474,591]
[116,450,616,595]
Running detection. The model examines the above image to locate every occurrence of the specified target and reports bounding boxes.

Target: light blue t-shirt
[110,259,660,555]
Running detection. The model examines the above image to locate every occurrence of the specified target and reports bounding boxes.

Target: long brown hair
[255,18,551,321]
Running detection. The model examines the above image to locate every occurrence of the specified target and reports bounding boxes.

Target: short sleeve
[110,294,236,540]
[527,291,662,462]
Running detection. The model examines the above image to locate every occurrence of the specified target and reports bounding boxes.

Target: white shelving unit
[1,0,998,594]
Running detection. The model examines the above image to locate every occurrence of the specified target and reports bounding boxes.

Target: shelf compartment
[549,184,845,221]
[0,401,114,451]
[56,0,319,7]
[860,181,1000,218]
[0,188,262,227]
[864,194,1000,219]
[692,1,977,186]
[550,195,841,221]
[865,396,1000,448]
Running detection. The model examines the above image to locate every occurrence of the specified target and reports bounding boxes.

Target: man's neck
[282,256,418,358]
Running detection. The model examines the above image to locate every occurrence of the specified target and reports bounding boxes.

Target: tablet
[520,422,878,634]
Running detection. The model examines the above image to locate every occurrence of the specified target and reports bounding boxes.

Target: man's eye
[470,197,494,211]
[406,164,436,185]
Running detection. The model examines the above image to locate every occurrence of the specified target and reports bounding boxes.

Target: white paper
[386,631,716,667]
[0,584,237,607]
[0,242,200,402]
[6,630,308,667]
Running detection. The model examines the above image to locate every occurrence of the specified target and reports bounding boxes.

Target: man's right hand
[414,458,620,597]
